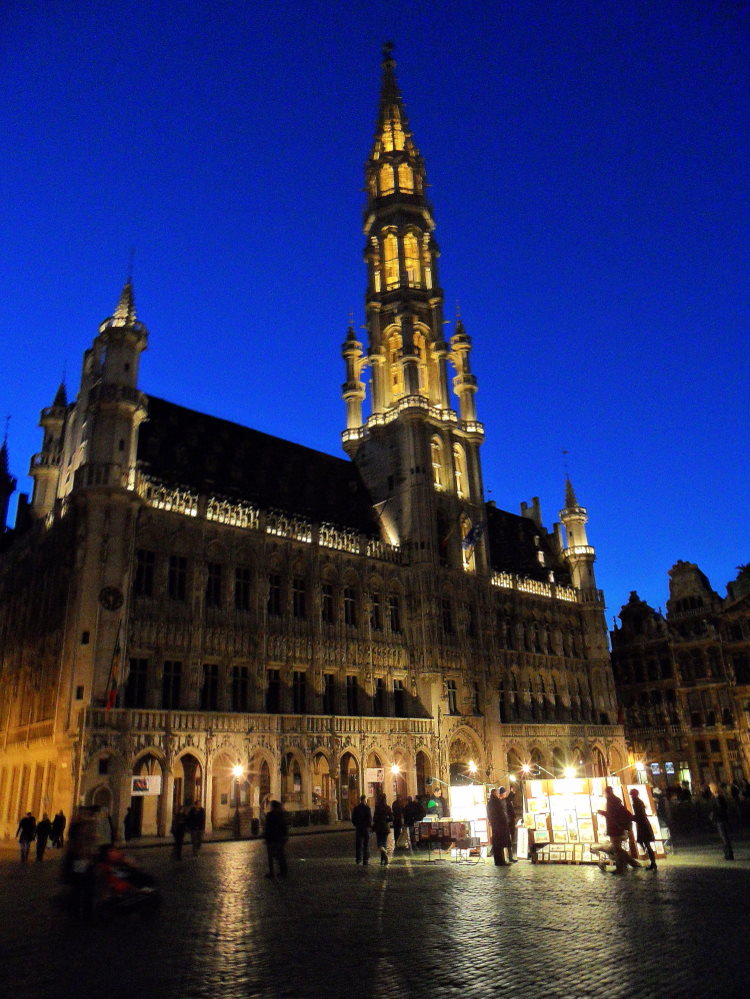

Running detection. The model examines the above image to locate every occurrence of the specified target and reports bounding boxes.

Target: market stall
[520,776,666,864]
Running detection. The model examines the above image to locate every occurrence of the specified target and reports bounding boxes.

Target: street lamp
[232,763,244,840]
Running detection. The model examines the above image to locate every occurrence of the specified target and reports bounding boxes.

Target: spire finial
[127,246,136,282]
[382,40,395,64]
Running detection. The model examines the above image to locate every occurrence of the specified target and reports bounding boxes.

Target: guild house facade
[0,47,626,838]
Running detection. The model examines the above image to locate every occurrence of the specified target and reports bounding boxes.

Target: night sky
[2,1,748,621]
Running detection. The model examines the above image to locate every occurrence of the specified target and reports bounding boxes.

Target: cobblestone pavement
[2,833,749,999]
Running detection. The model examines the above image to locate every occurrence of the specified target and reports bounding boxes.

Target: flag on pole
[105,621,122,710]
[462,521,486,550]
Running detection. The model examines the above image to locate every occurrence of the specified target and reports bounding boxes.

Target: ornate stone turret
[343,45,486,568]
[559,477,597,591]
[29,382,67,518]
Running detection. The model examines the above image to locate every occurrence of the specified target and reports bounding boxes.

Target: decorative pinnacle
[112,280,137,326]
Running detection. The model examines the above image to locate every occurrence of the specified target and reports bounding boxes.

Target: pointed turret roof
[564,476,578,509]
[112,279,137,327]
[370,42,420,161]
[52,382,67,408]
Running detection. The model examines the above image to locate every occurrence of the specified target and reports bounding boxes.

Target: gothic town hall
[0,49,625,837]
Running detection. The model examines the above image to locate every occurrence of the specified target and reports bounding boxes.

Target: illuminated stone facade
[611,561,750,788]
[0,48,626,838]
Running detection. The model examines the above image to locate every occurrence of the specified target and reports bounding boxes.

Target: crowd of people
[15,810,67,862]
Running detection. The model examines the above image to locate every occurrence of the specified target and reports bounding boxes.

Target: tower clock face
[98,585,124,611]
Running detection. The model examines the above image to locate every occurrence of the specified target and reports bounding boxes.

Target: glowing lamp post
[232,764,244,840]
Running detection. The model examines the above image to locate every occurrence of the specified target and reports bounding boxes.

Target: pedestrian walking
[708,783,734,860]
[351,794,372,865]
[62,811,97,920]
[35,813,52,862]
[171,804,188,859]
[629,789,657,870]
[391,795,404,847]
[51,810,66,848]
[264,800,288,878]
[16,812,36,862]
[373,792,394,866]
[487,788,511,866]
[597,786,640,874]
[187,802,206,854]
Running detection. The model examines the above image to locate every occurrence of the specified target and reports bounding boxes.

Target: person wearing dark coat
[487,789,510,866]
[505,789,518,862]
[122,807,135,842]
[402,796,420,848]
[598,786,640,874]
[708,783,734,861]
[372,793,394,866]
[35,813,53,861]
[264,800,289,878]
[351,794,373,865]
[16,813,36,862]
[187,803,206,854]
[51,810,66,848]
[629,788,656,870]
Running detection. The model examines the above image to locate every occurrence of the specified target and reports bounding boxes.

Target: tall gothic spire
[111,279,137,327]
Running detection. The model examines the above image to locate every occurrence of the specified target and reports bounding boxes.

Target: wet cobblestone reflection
[1,833,748,999]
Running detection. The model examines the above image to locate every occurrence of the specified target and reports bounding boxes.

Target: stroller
[96,845,160,918]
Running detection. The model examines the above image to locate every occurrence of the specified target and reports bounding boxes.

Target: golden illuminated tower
[343,43,486,568]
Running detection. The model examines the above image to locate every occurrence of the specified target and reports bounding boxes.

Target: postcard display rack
[521,776,666,865]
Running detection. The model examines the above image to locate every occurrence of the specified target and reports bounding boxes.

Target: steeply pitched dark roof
[137,397,381,536]
[485,504,570,585]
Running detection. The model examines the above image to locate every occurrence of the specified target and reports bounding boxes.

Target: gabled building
[611,561,750,788]
[0,47,625,838]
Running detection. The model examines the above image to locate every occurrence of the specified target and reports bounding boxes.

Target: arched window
[379,163,395,196]
[398,162,413,193]
[413,328,427,392]
[453,444,467,498]
[388,331,403,397]
[403,232,421,286]
[422,235,432,289]
[431,437,445,490]
[383,232,399,289]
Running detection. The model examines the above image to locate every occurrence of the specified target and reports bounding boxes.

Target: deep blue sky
[2,1,748,620]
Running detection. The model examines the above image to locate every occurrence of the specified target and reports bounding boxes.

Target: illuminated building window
[453,444,467,498]
[431,437,445,489]
[380,163,395,195]
[398,162,413,193]
[389,331,403,396]
[403,232,421,286]
[384,232,399,288]
[413,329,427,392]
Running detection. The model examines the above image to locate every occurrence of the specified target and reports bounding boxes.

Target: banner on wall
[131,775,162,796]
[365,768,384,784]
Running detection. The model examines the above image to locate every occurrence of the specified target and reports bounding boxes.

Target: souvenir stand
[447,784,489,862]
[414,817,472,861]
[520,776,666,865]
